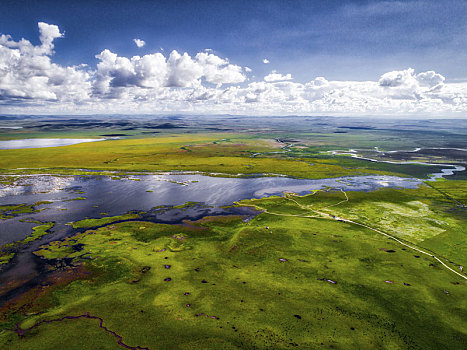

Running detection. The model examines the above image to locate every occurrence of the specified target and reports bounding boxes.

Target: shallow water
[428,165,466,180]
[329,148,466,180]
[0,138,104,149]
[0,173,421,244]
[0,172,424,301]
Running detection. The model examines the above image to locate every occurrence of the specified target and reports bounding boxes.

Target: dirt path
[247,189,467,281]
[342,218,467,280]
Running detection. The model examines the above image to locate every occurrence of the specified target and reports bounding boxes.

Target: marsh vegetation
[0,116,465,349]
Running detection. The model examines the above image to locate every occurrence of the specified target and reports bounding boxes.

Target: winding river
[328,147,466,180]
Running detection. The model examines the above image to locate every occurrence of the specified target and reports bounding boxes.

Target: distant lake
[0,138,104,149]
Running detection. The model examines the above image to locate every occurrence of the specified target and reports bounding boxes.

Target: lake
[0,138,104,149]
[0,173,422,244]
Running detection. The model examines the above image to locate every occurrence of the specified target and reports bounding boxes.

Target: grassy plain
[0,182,466,349]
[0,134,445,179]
[0,117,466,349]
[2,115,465,179]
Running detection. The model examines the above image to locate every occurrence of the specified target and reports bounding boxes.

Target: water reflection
[0,173,422,244]
[0,138,104,149]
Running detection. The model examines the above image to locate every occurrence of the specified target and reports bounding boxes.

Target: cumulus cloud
[379,68,445,89]
[92,49,246,96]
[416,70,445,88]
[195,52,245,86]
[38,22,63,54]
[0,22,90,102]
[379,68,418,88]
[93,49,168,96]
[378,68,448,100]
[133,38,146,48]
[0,22,466,117]
[263,58,270,64]
[264,71,293,82]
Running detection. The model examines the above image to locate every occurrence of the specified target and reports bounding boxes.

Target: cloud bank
[0,22,466,116]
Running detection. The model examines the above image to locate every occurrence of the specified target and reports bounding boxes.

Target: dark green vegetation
[64,197,86,202]
[71,213,142,229]
[0,181,466,349]
[0,202,54,266]
[426,180,467,206]
[0,201,51,220]
[0,222,54,266]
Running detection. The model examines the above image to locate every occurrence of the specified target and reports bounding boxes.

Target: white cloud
[263,58,270,64]
[378,68,448,100]
[93,49,169,96]
[195,52,245,86]
[0,22,466,117]
[379,68,421,88]
[416,70,445,88]
[92,49,246,96]
[166,50,203,87]
[133,38,146,48]
[38,22,63,54]
[264,72,293,82]
[0,22,90,102]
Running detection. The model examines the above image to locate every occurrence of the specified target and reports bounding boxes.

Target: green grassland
[425,180,467,205]
[0,134,444,179]
[241,184,467,267]
[1,203,55,266]
[2,115,463,180]
[2,116,466,151]
[0,118,466,349]
[1,183,465,349]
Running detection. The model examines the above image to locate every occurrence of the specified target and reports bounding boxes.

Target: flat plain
[0,116,466,349]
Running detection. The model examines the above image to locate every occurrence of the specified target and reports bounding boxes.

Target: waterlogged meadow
[0,118,466,349]
[0,181,466,349]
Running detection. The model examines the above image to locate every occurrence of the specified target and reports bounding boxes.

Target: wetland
[0,115,466,349]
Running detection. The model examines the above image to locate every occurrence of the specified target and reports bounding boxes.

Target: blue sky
[0,0,466,116]
[2,0,465,82]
